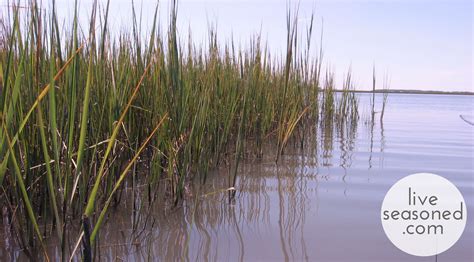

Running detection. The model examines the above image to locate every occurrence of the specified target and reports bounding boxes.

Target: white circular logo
[381,173,467,257]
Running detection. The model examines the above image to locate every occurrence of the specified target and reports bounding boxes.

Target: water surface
[98,93,473,261]
[2,93,474,261]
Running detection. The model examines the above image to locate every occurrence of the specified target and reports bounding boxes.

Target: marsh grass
[0,0,363,259]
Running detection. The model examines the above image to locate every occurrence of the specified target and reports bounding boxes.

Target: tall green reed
[0,0,362,259]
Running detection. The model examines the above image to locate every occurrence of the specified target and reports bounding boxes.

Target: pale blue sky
[2,0,472,91]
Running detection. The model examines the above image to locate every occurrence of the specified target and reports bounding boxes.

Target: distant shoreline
[334,89,474,96]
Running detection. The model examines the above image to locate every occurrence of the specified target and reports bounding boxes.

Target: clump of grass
[337,70,359,123]
[0,0,363,259]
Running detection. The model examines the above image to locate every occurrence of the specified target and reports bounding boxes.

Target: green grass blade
[75,40,95,177]
[36,105,62,241]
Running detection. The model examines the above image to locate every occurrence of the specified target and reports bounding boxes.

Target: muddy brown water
[1,93,473,261]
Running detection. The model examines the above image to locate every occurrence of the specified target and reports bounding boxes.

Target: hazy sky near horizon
[2,0,472,91]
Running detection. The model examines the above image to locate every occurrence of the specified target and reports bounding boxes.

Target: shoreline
[335,89,474,96]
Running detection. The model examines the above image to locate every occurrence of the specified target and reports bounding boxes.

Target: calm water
[2,93,473,261]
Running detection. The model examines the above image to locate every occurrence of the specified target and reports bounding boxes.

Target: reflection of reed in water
[336,113,358,170]
[58,157,314,261]
[320,118,334,167]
